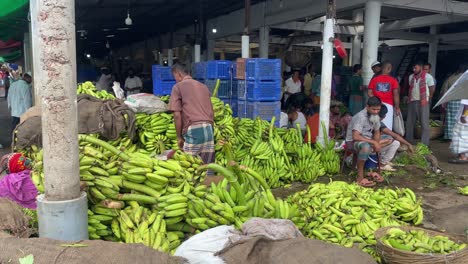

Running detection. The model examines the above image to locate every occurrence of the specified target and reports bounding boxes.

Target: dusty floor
[2,98,467,236]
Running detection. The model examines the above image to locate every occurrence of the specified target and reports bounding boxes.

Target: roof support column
[242,0,251,58]
[194,45,201,63]
[318,0,335,144]
[362,0,382,87]
[259,26,270,58]
[207,39,215,61]
[168,49,174,66]
[30,0,88,240]
[428,25,438,76]
[351,9,363,66]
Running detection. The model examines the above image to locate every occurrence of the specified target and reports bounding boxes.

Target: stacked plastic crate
[202,60,238,116]
[152,65,176,96]
[192,62,207,83]
[237,58,282,125]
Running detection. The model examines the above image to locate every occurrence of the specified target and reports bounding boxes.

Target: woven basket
[375,226,468,264]
[415,126,443,139]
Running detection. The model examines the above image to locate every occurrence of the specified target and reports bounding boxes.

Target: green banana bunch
[77,81,115,100]
[458,186,468,195]
[287,181,424,256]
[381,227,466,254]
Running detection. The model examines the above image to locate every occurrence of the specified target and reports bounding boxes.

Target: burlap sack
[0,198,33,238]
[0,237,187,264]
[217,236,377,264]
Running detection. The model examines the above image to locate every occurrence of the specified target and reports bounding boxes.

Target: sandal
[448,159,468,164]
[367,172,384,183]
[357,178,376,187]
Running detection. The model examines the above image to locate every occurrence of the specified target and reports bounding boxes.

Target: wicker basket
[415,126,443,139]
[375,226,468,264]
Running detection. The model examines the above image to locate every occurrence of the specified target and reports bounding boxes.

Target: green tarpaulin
[0,0,29,41]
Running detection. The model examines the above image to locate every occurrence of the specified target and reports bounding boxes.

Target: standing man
[349,64,364,115]
[96,67,114,92]
[124,68,142,96]
[449,99,468,163]
[368,61,400,130]
[371,61,382,80]
[345,97,383,187]
[283,70,302,103]
[7,72,33,132]
[406,61,436,146]
[168,63,218,184]
[440,64,467,140]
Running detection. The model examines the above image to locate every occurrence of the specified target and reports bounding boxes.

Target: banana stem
[78,134,130,161]
[269,116,276,137]
[296,123,303,144]
[239,166,270,191]
[212,79,221,97]
[199,163,246,205]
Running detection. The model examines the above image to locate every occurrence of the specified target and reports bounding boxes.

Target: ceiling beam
[380,14,468,32]
[382,0,468,16]
[271,21,356,35]
[380,31,435,42]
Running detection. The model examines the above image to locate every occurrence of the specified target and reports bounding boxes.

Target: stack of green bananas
[381,227,466,254]
[290,143,325,183]
[77,81,115,100]
[159,95,170,103]
[114,201,184,254]
[316,142,340,175]
[458,186,468,195]
[287,181,424,253]
[135,113,177,154]
[88,207,118,240]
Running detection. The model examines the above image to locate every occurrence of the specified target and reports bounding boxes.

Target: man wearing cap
[371,61,382,80]
[7,72,32,132]
[368,61,400,130]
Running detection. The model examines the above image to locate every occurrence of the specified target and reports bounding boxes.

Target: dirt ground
[273,139,468,236]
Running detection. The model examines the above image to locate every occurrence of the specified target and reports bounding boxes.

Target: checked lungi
[183,123,215,174]
[445,100,461,140]
[450,122,468,155]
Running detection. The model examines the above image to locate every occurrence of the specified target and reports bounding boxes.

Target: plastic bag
[393,113,405,136]
[124,93,167,114]
[175,225,235,264]
[112,81,125,100]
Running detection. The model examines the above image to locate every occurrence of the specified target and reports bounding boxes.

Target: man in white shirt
[283,70,302,102]
[405,61,435,146]
[124,68,142,96]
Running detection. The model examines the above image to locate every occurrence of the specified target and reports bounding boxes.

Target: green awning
[0,0,29,41]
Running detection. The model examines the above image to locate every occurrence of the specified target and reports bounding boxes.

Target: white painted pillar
[168,49,174,66]
[194,44,201,63]
[352,9,363,66]
[362,0,382,86]
[31,0,87,240]
[241,35,250,58]
[259,26,269,58]
[428,25,438,76]
[207,39,215,61]
[158,51,164,65]
[285,46,292,72]
[318,18,334,144]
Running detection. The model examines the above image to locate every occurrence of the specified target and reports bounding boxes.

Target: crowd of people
[280,60,468,185]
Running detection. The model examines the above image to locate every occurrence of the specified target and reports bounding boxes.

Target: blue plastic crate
[152,65,174,81]
[206,60,232,80]
[246,80,281,102]
[237,80,247,100]
[204,79,233,99]
[153,80,176,95]
[246,59,281,81]
[193,62,207,80]
[247,101,281,121]
[232,63,237,79]
[237,100,248,118]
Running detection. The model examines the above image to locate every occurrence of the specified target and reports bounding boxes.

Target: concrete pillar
[207,39,215,61]
[362,0,382,86]
[194,44,201,63]
[259,26,270,58]
[318,17,334,144]
[158,51,164,65]
[30,0,87,240]
[241,35,250,58]
[352,9,363,66]
[168,49,173,66]
[428,25,438,76]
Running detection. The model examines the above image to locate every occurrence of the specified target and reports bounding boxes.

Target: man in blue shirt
[7,72,32,132]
